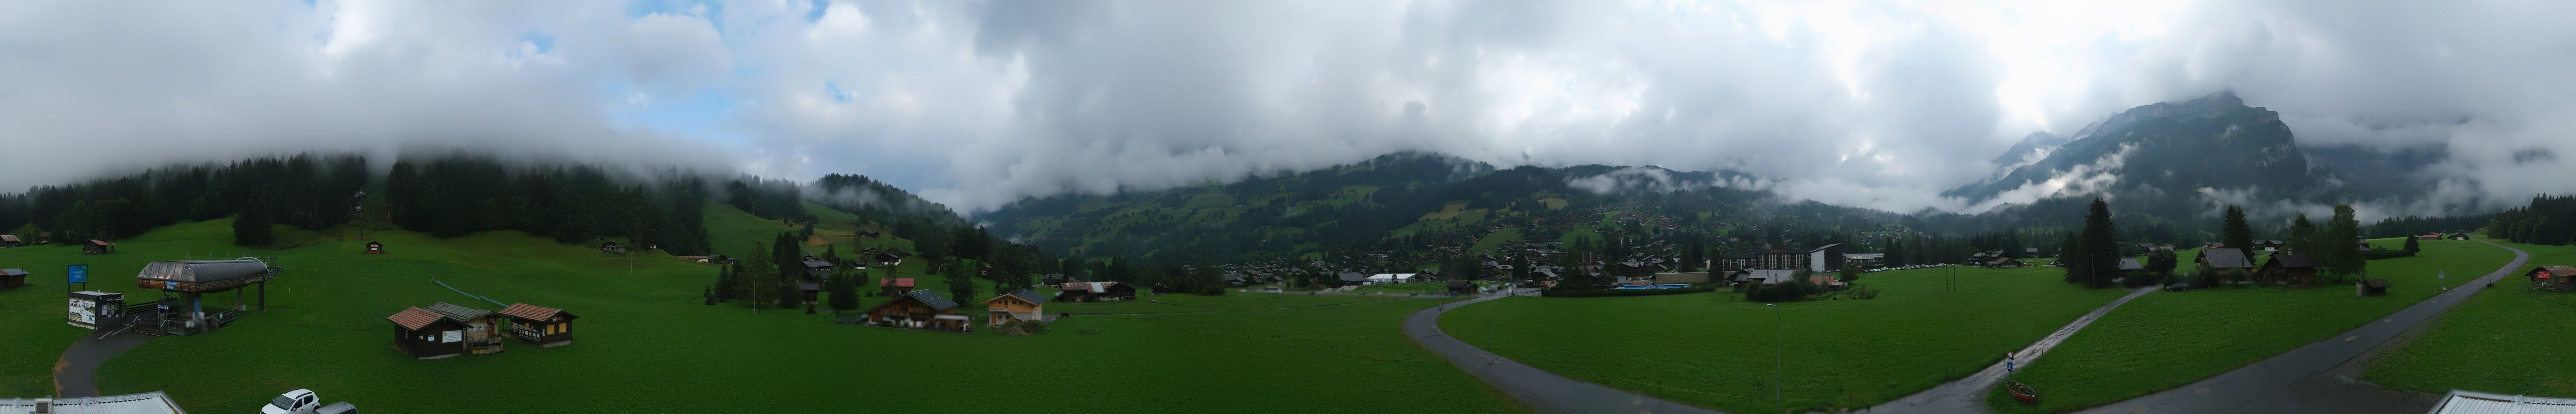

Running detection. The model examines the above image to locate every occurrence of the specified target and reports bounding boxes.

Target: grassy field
[2359,241,2576,397]
[1988,239,2518,412]
[0,216,1528,413]
[1046,291,1414,315]
[1439,264,2134,413]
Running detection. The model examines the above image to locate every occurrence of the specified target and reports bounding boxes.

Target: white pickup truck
[262,389,360,414]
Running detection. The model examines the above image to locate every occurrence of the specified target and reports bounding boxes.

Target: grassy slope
[1989,239,2517,412]
[1440,265,2132,413]
[2359,241,2576,396]
[0,215,1526,413]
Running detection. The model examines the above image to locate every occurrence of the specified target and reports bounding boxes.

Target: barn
[2353,277,2391,296]
[364,241,385,254]
[498,302,579,348]
[0,268,26,290]
[2528,265,2576,293]
[1054,281,1136,302]
[867,289,968,331]
[2258,252,2319,285]
[82,239,115,254]
[388,307,468,359]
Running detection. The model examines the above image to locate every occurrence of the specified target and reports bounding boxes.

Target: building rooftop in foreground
[0,391,188,414]
[2429,389,2576,414]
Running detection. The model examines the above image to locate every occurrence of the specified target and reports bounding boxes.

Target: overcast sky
[4,0,2574,215]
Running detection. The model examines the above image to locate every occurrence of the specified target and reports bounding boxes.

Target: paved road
[1402,290,1726,414]
[55,330,157,398]
[1856,286,2160,414]
[2074,240,2528,414]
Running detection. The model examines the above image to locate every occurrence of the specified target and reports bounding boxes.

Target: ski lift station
[67,258,280,336]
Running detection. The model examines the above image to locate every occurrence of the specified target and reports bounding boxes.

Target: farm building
[498,302,579,348]
[0,391,189,414]
[2427,389,2576,414]
[2353,277,2390,296]
[0,235,19,247]
[2417,233,2446,241]
[981,289,1048,325]
[2528,265,2576,292]
[364,241,384,254]
[428,302,505,355]
[0,268,25,290]
[2197,248,2256,275]
[82,239,114,254]
[867,289,968,331]
[1055,281,1136,302]
[1447,279,1475,294]
[1985,257,2025,268]
[388,306,468,359]
[2258,252,2319,285]
[598,241,625,253]
[879,277,916,296]
[1149,283,1174,294]
[677,255,709,263]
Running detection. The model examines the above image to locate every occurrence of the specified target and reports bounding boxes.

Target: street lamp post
[1768,302,1781,413]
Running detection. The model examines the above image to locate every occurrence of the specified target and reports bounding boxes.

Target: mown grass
[1988,239,2517,412]
[2359,241,2576,397]
[0,217,1526,413]
[1440,264,2132,413]
[1047,291,1420,315]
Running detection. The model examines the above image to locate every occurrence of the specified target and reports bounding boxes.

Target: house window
[556,323,568,333]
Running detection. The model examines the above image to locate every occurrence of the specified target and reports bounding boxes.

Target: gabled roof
[427,302,494,322]
[498,302,576,321]
[2429,389,2576,414]
[2265,252,2317,268]
[0,235,18,242]
[2356,277,2391,288]
[879,277,915,287]
[897,289,958,311]
[135,260,272,283]
[985,288,1049,306]
[389,307,446,330]
[87,239,114,246]
[0,268,25,277]
[2199,248,2255,269]
[1059,281,1126,292]
[2528,265,2576,279]
[2117,258,2143,271]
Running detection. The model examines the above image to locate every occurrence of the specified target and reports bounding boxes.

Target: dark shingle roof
[134,260,272,283]
[2117,258,2143,271]
[427,302,494,322]
[499,302,576,321]
[902,289,959,311]
[2267,252,2317,268]
[2356,277,2391,288]
[2200,248,2254,269]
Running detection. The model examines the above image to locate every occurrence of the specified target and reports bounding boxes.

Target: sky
[3,0,2574,217]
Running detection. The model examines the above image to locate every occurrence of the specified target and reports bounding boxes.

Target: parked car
[317,402,360,414]
[263,389,321,414]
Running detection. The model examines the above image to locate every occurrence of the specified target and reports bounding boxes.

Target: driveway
[55,329,157,398]
[1402,290,1727,414]
[1855,286,2159,414]
[2074,240,2528,414]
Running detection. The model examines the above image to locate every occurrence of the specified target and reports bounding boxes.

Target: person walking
[2005,351,2018,374]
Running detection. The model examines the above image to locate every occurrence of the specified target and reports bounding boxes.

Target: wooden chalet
[429,302,505,355]
[0,234,20,247]
[2197,248,2256,275]
[2258,251,2320,285]
[1148,283,1174,295]
[0,268,25,290]
[2527,265,2576,293]
[498,302,579,348]
[1055,281,1136,302]
[867,289,968,331]
[1985,257,2025,268]
[981,289,1048,325]
[364,241,384,254]
[388,307,468,359]
[82,239,114,254]
[1446,279,1474,294]
[2353,277,2390,296]
[880,277,916,296]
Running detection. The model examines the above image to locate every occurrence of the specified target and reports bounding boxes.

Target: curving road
[55,330,156,398]
[1855,286,2159,414]
[1403,290,1726,414]
[2073,240,2529,414]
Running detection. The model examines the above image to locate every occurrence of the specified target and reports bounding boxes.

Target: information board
[66,264,86,283]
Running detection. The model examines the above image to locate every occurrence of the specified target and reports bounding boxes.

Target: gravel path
[1854,286,2160,414]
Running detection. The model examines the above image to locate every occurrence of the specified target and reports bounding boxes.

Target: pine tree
[232,197,274,247]
[2222,205,2254,250]
[2289,214,2317,256]
[712,264,736,301]
[735,243,778,312]
[826,268,860,311]
[2079,198,2120,288]
[2403,235,2421,255]
[2060,231,2086,284]
[946,258,979,304]
[2322,205,2366,279]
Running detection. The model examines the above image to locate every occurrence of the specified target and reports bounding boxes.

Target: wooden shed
[867,289,968,331]
[388,307,467,359]
[0,234,21,247]
[981,289,1048,325]
[2353,277,2391,296]
[879,277,916,296]
[498,302,579,348]
[0,268,26,290]
[82,239,115,254]
[364,241,384,254]
[1446,279,1475,294]
[2528,265,2576,293]
[427,302,505,355]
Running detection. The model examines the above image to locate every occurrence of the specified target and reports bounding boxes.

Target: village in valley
[10,2,2576,414]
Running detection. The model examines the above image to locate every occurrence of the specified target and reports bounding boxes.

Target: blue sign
[67,264,87,283]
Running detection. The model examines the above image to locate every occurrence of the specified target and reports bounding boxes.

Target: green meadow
[1989,239,2517,412]
[0,211,1526,413]
[1439,264,2132,413]
[2359,241,2576,397]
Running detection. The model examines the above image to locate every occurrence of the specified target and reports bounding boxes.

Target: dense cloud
[5,0,2576,218]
